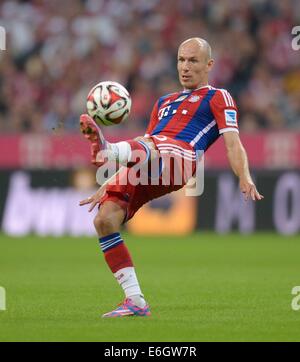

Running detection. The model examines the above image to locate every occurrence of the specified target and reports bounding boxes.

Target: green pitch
[0,232,300,342]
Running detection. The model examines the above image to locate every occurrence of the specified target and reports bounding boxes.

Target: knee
[93,201,125,237]
[93,212,115,236]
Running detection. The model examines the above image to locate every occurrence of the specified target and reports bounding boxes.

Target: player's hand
[239,178,264,201]
[79,188,105,212]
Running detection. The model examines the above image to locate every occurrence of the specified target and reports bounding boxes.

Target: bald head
[177,38,214,90]
[179,38,212,62]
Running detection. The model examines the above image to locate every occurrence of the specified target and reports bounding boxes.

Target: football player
[79,38,263,317]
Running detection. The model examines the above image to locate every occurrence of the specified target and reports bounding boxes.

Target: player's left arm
[223,131,263,201]
[210,89,263,201]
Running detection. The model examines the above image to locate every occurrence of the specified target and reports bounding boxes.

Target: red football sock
[104,242,133,273]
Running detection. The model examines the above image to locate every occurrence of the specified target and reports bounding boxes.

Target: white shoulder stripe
[225,90,234,107]
[220,89,230,107]
[220,89,234,107]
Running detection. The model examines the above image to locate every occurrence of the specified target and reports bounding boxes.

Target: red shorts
[99,136,197,222]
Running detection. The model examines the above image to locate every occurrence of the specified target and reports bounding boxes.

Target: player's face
[177,42,213,90]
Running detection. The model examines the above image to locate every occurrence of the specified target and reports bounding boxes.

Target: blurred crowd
[0,0,299,134]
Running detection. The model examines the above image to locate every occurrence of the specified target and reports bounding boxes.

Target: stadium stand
[0,0,299,134]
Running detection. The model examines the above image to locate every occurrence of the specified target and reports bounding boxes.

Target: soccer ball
[86,81,131,126]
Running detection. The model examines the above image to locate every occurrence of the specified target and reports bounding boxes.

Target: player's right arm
[79,186,106,212]
[144,99,160,138]
[79,166,125,211]
[134,99,160,158]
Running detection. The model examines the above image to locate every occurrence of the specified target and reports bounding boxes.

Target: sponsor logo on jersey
[224,109,237,126]
[158,105,171,120]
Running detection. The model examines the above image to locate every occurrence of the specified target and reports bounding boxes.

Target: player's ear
[207,59,214,72]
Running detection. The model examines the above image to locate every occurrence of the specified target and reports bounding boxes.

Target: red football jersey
[144,85,239,151]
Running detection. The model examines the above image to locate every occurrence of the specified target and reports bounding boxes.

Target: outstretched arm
[223,131,264,201]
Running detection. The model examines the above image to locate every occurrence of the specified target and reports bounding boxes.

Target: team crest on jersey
[188,95,201,103]
[224,109,237,126]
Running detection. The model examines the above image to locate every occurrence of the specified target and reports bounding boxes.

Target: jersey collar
[182,84,212,93]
